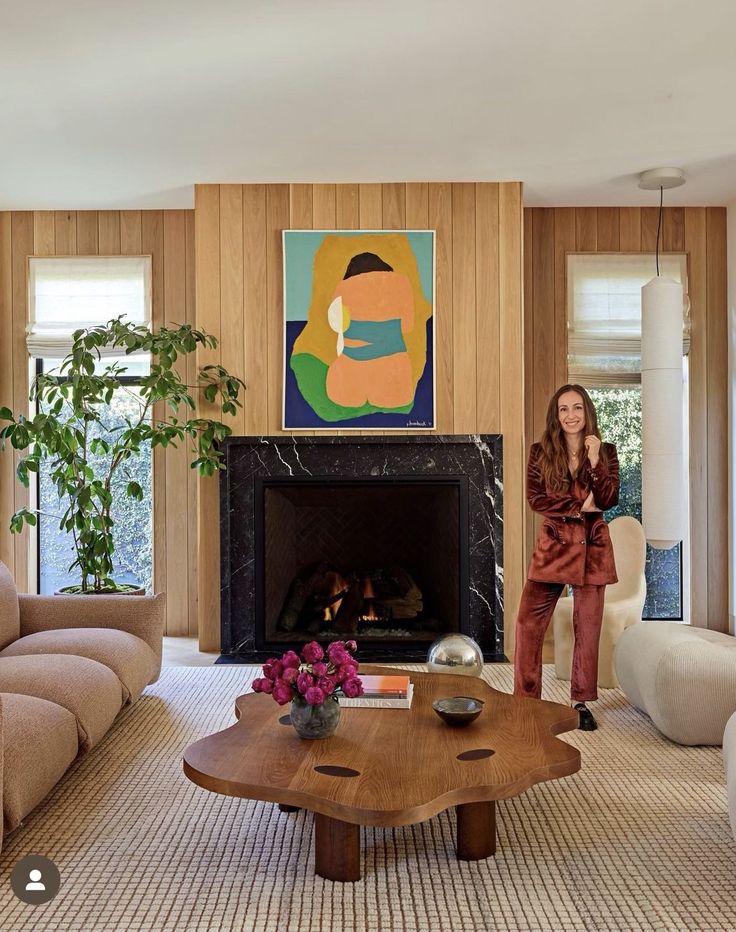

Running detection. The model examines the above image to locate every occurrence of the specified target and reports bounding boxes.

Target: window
[28,257,153,594]
[567,254,689,621]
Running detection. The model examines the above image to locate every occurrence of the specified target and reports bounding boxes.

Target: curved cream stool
[554,516,646,689]
[614,622,736,745]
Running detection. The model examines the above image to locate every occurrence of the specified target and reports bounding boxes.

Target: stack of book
[340,674,414,709]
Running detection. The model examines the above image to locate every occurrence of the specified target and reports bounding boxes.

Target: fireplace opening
[255,478,469,649]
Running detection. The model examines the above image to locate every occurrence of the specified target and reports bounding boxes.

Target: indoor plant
[0,316,244,593]
[252,639,364,739]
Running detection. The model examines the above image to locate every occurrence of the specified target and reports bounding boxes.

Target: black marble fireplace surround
[219,435,504,662]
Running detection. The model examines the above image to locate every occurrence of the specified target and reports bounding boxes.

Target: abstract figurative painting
[283,230,435,430]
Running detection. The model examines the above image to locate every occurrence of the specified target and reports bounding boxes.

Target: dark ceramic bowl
[432,696,485,727]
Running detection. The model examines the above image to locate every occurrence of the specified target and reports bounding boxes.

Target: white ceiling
[3,0,736,209]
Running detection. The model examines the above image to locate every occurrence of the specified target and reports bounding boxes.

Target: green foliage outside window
[589,387,682,618]
[38,387,153,594]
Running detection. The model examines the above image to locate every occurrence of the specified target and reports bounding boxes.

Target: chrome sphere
[427,634,484,677]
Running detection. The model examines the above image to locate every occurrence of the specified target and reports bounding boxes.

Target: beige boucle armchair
[553,515,647,689]
[0,560,165,849]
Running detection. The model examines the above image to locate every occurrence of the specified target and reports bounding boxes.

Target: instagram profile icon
[10,854,61,905]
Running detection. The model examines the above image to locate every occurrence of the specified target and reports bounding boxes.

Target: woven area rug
[1,665,734,932]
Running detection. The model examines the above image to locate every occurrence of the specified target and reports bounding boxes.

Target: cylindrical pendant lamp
[640,275,684,549]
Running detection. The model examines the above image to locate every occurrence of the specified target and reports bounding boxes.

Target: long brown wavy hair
[538,384,608,492]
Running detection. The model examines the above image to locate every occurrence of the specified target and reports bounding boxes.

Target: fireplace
[220,436,504,661]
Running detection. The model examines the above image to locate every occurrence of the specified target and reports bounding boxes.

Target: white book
[340,682,414,709]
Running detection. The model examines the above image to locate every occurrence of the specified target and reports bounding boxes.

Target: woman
[514,385,619,730]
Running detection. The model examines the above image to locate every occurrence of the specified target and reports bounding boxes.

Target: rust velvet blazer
[526,442,620,587]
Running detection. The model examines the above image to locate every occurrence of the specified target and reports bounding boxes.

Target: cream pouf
[724,712,736,841]
[614,622,736,746]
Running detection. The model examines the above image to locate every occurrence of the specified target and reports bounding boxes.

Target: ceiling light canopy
[638,168,686,191]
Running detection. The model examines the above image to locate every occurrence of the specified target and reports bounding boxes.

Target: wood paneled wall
[0,210,197,636]
[194,182,525,653]
[524,206,728,633]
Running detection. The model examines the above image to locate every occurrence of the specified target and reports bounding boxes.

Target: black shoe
[573,703,598,731]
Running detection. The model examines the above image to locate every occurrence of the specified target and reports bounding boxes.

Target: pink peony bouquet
[252,639,364,707]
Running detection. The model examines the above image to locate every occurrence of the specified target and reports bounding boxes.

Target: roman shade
[567,254,689,387]
[27,255,152,358]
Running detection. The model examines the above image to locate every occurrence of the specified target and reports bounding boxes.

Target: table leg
[456,801,496,860]
[314,813,361,881]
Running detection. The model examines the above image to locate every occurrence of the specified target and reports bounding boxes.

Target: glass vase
[289,695,340,739]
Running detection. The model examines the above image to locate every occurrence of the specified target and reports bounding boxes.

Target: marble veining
[220,435,504,661]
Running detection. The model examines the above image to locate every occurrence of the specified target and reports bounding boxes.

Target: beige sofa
[0,561,165,849]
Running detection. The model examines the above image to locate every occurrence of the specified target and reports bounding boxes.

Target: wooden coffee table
[183,666,580,881]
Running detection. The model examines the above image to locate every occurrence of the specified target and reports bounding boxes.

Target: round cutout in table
[314,765,361,778]
[456,748,495,761]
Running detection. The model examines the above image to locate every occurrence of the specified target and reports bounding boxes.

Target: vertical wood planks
[663,207,686,253]
[312,185,337,229]
[336,184,359,230]
[596,208,620,252]
[54,212,76,255]
[553,208,575,389]
[119,211,142,256]
[429,183,453,434]
[640,207,659,253]
[405,183,429,231]
[163,211,189,636]
[358,184,382,229]
[266,185,289,434]
[705,208,728,632]
[194,186,221,651]
[382,184,405,229]
[451,184,477,433]
[98,211,121,254]
[531,208,555,439]
[499,183,524,658]
[619,207,641,252]
[243,185,268,434]
[219,186,245,436]
[33,212,55,256]
[475,183,499,433]
[142,211,166,617]
[185,211,198,636]
[685,208,707,626]
[76,212,100,255]
[522,207,535,578]
[575,208,597,251]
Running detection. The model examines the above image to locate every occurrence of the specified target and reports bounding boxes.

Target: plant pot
[54,584,146,596]
[289,695,341,739]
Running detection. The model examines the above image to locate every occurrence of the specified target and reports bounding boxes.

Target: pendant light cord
[655,185,663,276]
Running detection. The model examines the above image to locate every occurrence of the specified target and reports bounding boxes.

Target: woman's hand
[584,435,601,468]
[581,491,601,512]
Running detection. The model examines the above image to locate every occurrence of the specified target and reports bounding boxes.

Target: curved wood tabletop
[183,666,580,828]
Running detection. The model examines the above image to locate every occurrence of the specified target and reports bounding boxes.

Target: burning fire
[360,575,379,622]
[323,571,348,622]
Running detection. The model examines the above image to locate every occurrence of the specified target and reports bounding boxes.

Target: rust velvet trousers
[513,580,605,702]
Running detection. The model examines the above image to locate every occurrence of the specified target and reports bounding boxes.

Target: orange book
[358,674,410,698]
